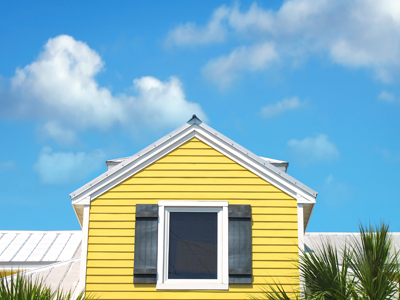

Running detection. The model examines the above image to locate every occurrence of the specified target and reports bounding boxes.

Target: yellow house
[69,115,317,299]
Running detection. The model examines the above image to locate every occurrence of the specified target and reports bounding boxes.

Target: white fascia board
[70,122,191,203]
[0,231,81,234]
[5,257,80,277]
[197,123,317,203]
[71,121,317,205]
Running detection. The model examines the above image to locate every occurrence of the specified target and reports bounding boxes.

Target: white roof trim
[70,117,317,225]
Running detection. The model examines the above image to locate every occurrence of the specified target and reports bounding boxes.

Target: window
[156,201,229,290]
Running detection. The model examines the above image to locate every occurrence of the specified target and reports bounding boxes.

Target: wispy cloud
[34,147,105,185]
[288,134,339,164]
[202,42,278,88]
[378,91,397,103]
[261,97,302,117]
[168,1,400,85]
[1,35,207,143]
[166,6,229,46]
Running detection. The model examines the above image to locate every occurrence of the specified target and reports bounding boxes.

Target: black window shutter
[229,205,252,284]
[134,204,158,283]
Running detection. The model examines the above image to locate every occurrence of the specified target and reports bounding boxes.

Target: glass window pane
[168,212,217,279]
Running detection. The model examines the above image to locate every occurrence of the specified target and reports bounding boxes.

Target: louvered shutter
[134,204,158,283]
[229,205,252,284]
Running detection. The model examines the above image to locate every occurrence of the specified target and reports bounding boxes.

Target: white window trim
[156,201,229,290]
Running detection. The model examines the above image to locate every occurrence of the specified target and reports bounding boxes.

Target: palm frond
[349,223,399,300]
[0,270,97,299]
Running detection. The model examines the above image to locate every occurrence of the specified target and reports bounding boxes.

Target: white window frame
[156,201,229,290]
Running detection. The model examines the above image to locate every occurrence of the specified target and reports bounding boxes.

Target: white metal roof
[305,232,400,253]
[5,258,82,297]
[0,231,81,270]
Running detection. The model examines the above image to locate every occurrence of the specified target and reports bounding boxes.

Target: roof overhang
[70,117,317,230]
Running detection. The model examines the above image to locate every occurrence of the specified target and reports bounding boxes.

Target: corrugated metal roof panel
[0,231,82,266]
[9,258,81,296]
[0,233,17,257]
[42,233,71,262]
[305,232,400,255]
[45,262,72,290]
[0,233,30,261]
[12,233,44,262]
[61,258,81,294]
[57,233,81,261]
[27,233,58,261]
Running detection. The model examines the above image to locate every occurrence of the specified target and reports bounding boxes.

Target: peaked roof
[70,115,317,229]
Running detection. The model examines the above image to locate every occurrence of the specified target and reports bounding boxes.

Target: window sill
[156,282,229,290]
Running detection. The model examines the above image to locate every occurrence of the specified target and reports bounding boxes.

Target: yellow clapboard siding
[90,214,135,222]
[93,199,295,206]
[87,244,298,253]
[89,221,135,229]
[253,215,297,221]
[86,275,298,285]
[156,156,234,163]
[84,291,297,300]
[98,191,293,200]
[88,251,299,263]
[86,267,298,277]
[87,236,297,245]
[166,148,224,156]
[252,228,298,236]
[252,237,298,245]
[87,268,134,276]
[88,245,134,252]
[88,213,296,222]
[105,283,296,290]
[121,177,272,185]
[253,261,297,268]
[145,163,243,171]
[110,184,286,193]
[90,206,136,213]
[86,260,296,270]
[88,224,297,234]
[253,245,298,252]
[87,252,134,260]
[90,205,296,214]
[87,260,134,268]
[253,252,298,260]
[88,237,134,244]
[134,170,256,178]
[87,137,299,297]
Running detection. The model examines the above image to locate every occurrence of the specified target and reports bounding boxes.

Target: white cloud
[202,42,278,88]
[261,97,302,117]
[41,122,77,145]
[131,76,207,128]
[34,147,105,185]
[2,35,207,142]
[288,134,339,163]
[168,1,400,84]
[378,91,396,102]
[166,6,229,46]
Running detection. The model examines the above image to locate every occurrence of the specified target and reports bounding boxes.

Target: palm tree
[349,223,399,300]
[254,223,399,300]
[0,271,97,300]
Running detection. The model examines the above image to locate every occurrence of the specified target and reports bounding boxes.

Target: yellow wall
[86,137,299,299]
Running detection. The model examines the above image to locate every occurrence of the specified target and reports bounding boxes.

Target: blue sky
[1,0,399,232]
